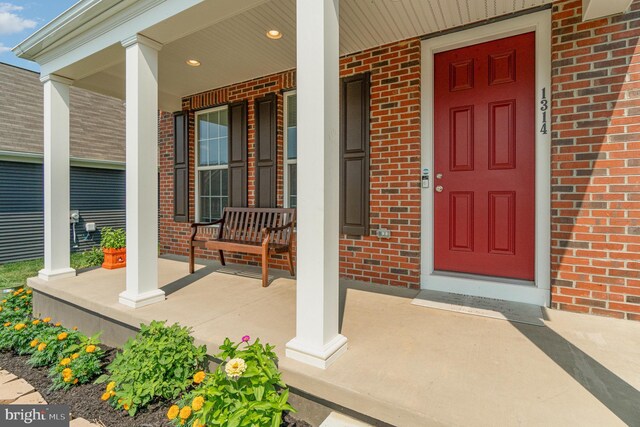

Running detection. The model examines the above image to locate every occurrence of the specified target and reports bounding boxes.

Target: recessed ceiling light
[266,30,282,40]
[186,59,201,67]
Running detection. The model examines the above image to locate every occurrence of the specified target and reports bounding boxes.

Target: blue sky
[0,1,77,71]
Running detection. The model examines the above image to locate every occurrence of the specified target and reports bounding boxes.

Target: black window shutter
[340,73,370,236]
[254,93,278,208]
[228,100,248,207]
[173,112,189,222]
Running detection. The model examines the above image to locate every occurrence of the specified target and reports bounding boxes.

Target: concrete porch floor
[27,257,640,426]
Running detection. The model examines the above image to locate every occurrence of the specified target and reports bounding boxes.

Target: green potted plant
[100,227,126,270]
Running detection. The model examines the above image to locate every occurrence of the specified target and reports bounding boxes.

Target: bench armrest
[263,220,295,233]
[190,218,225,242]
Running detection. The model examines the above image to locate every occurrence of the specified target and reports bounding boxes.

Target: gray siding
[0,161,125,264]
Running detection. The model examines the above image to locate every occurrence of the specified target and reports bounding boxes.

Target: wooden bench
[189,207,296,287]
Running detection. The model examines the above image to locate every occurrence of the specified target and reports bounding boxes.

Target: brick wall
[551,0,640,320]
[159,38,421,288]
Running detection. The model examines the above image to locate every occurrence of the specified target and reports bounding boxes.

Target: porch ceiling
[61,0,552,110]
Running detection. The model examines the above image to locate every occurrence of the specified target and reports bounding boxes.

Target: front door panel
[434,32,535,281]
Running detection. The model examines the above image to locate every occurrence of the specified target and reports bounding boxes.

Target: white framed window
[195,106,229,222]
[283,91,297,208]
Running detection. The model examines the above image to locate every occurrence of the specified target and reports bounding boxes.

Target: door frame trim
[420,10,552,306]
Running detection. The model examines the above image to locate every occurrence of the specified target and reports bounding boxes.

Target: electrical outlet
[85,222,96,232]
[376,228,391,239]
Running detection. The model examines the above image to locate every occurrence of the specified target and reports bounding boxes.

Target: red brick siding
[159,39,421,287]
[551,0,640,320]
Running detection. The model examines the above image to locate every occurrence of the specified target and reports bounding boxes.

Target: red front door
[434,32,535,281]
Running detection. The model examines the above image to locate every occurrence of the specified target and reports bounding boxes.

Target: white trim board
[419,10,552,307]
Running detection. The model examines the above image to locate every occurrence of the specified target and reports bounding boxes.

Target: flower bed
[0,289,309,427]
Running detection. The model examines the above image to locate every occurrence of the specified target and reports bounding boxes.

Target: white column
[118,34,165,308]
[39,75,76,281]
[286,0,347,369]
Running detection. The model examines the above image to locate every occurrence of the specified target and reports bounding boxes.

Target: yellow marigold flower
[60,358,71,366]
[101,392,110,401]
[191,396,204,411]
[0,307,3,312]
[30,339,39,348]
[193,419,204,427]
[3,322,10,327]
[73,327,78,331]
[85,345,96,353]
[193,370,205,384]
[2,299,6,303]
[32,319,40,325]
[109,391,115,397]
[63,376,72,383]
[106,382,116,392]
[43,317,51,322]
[123,403,130,411]
[117,399,123,405]
[26,290,32,295]
[71,353,79,360]
[73,379,78,384]
[20,295,26,299]
[62,368,72,377]
[225,358,247,378]
[57,332,68,340]
[179,406,192,420]
[54,322,61,327]
[167,405,180,420]
[14,323,26,331]
[38,343,47,351]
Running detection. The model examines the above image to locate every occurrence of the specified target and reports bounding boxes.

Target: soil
[0,348,309,427]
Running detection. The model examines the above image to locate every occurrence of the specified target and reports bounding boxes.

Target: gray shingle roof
[0,63,125,163]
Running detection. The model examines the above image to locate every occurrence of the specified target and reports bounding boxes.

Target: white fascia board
[12,0,123,59]
[14,0,204,76]
[582,0,632,21]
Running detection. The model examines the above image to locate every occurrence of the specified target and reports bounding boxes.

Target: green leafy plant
[96,320,207,416]
[73,248,105,268]
[100,227,126,250]
[168,337,294,427]
[28,326,82,368]
[49,333,104,390]
[0,317,52,355]
[0,287,33,323]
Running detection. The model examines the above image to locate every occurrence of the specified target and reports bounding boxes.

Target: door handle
[435,185,444,193]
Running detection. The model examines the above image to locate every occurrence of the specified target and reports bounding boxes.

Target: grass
[0,248,104,289]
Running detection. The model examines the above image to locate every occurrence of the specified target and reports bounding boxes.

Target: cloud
[0,3,37,35]
[0,42,12,53]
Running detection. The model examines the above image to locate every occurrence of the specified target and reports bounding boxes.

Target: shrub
[168,337,294,427]
[73,248,104,269]
[100,227,126,250]
[96,320,207,416]
[49,333,104,390]
[0,317,51,355]
[28,326,82,368]
[0,288,33,323]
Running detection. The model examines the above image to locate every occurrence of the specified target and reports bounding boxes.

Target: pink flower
[242,335,250,343]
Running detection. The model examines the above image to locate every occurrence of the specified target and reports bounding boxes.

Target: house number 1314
[540,88,548,135]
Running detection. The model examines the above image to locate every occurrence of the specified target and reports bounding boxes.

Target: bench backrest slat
[220,207,295,245]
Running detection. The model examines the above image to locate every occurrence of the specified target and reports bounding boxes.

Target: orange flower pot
[102,248,126,269]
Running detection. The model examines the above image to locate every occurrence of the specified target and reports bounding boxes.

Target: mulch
[0,347,309,427]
